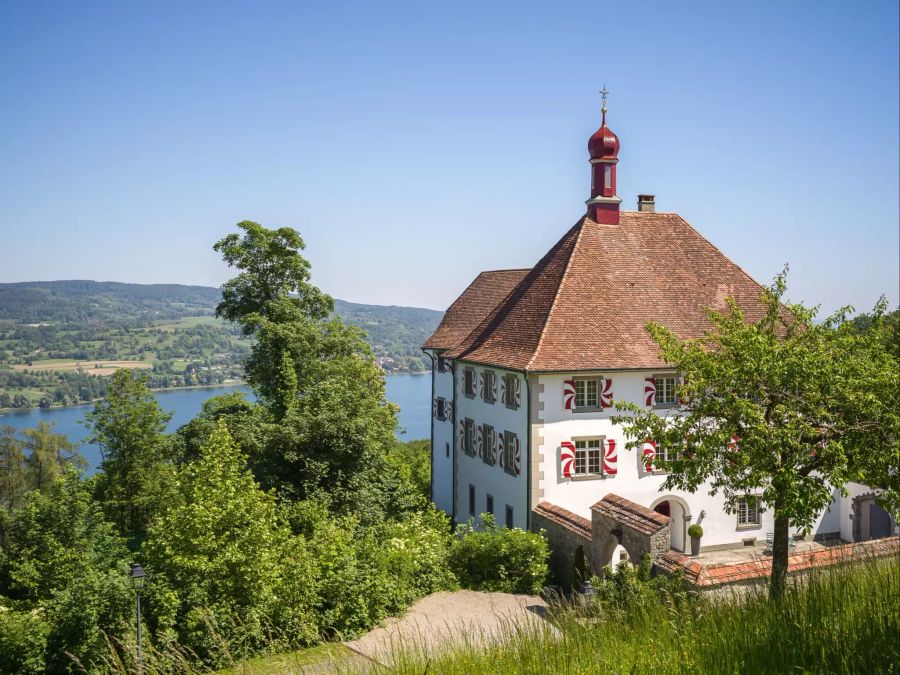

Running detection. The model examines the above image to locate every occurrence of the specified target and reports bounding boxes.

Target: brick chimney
[637,194,655,212]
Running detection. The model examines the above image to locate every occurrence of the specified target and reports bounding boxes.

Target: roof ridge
[446,219,583,367]
[479,267,533,274]
[526,216,588,371]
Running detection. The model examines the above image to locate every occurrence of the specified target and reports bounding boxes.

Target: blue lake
[0,373,432,473]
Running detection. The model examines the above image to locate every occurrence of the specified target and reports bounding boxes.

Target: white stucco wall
[537,371,844,549]
[429,351,455,516]
[452,363,529,529]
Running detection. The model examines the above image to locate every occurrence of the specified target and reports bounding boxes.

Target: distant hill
[0,280,222,324]
[0,280,443,373]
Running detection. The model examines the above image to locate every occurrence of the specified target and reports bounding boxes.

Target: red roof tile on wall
[591,493,669,535]
[656,536,900,588]
[533,501,592,540]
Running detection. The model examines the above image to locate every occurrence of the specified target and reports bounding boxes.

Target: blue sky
[1,1,897,314]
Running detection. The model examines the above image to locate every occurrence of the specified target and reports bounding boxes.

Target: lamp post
[130,564,147,675]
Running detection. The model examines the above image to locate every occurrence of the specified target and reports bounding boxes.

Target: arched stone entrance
[651,496,691,553]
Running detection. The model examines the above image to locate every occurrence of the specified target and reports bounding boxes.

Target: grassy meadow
[386,558,899,675]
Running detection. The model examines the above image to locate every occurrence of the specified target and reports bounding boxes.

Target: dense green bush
[589,554,690,614]
[284,497,457,639]
[143,422,318,667]
[0,472,134,672]
[0,605,50,674]
[449,515,549,594]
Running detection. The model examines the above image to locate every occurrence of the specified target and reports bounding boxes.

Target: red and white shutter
[563,380,576,411]
[513,378,521,407]
[514,436,521,475]
[642,439,656,473]
[600,378,614,408]
[644,377,656,407]
[603,438,617,475]
[560,441,576,478]
[726,434,740,463]
[677,375,688,405]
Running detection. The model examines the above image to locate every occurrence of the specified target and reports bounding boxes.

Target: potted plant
[688,524,703,556]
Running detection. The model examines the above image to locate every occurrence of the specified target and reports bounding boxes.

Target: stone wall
[590,494,670,572]
[532,502,592,591]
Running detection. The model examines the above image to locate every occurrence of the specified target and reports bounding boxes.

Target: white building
[422,96,897,576]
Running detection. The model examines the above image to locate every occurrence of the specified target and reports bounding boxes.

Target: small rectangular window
[574,438,602,476]
[464,368,476,398]
[503,373,518,409]
[575,379,599,409]
[469,484,476,516]
[463,418,476,457]
[436,397,447,421]
[604,164,612,189]
[437,357,449,373]
[505,505,514,529]
[483,370,496,404]
[503,431,517,476]
[486,494,494,515]
[482,424,494,465]
[655,375,677,406]
[737,496,761,527]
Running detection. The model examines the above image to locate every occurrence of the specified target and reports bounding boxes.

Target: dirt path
[340,590,551,668]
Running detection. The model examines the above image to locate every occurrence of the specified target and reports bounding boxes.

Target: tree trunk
[769,512,790,600]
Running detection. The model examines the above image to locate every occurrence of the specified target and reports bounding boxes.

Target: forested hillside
[0,281,442,408]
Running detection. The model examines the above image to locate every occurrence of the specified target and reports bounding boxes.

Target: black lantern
[130,564,147,591]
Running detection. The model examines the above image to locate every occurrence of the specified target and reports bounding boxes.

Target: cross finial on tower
[600,85,609,124]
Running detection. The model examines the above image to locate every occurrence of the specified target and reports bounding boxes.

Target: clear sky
[1,1,897,314]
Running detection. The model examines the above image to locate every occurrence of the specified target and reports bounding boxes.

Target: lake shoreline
[0,381,248,415]
[0,371,431,414]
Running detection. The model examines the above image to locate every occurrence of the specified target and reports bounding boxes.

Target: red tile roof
[533,501,592,540]
[440,211,768,371]
[422,269,530,350]
[591,493,669,535]
[655,536,900,588]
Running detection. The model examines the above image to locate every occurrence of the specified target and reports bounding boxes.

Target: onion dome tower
[586,86,622,225]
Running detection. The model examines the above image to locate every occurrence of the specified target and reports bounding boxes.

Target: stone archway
[651,495,691,553]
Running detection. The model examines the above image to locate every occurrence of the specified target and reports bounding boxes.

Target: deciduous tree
[613,273,899,599]
[86,369,174,545]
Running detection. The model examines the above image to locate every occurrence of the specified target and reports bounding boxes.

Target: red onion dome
[588,117,620,160]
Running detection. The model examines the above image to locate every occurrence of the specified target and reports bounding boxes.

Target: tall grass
[388,558,900,674]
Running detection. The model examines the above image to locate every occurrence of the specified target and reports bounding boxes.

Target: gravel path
[341,590,552,668]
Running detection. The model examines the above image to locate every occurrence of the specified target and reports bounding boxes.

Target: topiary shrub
[688,524,703,538]
[449,514,549,594]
